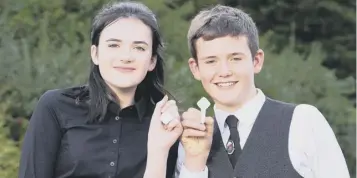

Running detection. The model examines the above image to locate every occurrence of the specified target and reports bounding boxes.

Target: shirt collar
[107,92,148,121]
[213,88,266,132]
[61,85,149,121]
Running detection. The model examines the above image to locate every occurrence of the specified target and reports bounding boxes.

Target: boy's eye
[205,60,216,64]
[108,44,119,48]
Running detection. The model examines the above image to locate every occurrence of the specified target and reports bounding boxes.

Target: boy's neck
[215,88,258,113]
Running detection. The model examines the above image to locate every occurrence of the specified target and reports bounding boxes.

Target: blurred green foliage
[0,0,355,177]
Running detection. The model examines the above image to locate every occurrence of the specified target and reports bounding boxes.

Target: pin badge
[226,140,235,155]
[197,97,211,124]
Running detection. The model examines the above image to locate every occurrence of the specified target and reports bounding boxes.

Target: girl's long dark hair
[85,1,167,123]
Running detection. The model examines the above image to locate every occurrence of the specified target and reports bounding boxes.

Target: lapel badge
[226,139,235,155]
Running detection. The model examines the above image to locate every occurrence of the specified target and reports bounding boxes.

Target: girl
[18,1,182,178]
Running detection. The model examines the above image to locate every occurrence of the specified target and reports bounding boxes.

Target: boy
[176,5,350,178]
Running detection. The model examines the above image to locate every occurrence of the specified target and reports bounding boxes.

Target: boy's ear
[188,58,201,81]
[253,49,264,74]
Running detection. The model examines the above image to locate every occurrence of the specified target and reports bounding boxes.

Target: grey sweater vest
[207,98,303,178]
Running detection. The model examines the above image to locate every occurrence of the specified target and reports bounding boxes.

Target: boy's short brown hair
[187,5,259,59]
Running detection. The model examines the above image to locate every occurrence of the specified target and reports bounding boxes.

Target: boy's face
[188,35,264,112]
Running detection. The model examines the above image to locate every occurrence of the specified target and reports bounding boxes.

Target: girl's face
[91,18,156,93]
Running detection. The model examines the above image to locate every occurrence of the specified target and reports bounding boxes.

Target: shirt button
[110,161,115,166]
[112,139,117,143]
[115,116,120,120]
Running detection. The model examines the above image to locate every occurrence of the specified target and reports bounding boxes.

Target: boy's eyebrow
[228,52,245,57]
[200,56,217,60]
[204,56,216,59]
[200,52,246,60]
[106,38,122,42]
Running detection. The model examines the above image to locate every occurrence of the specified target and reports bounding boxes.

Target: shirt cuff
[178,164,208,178]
